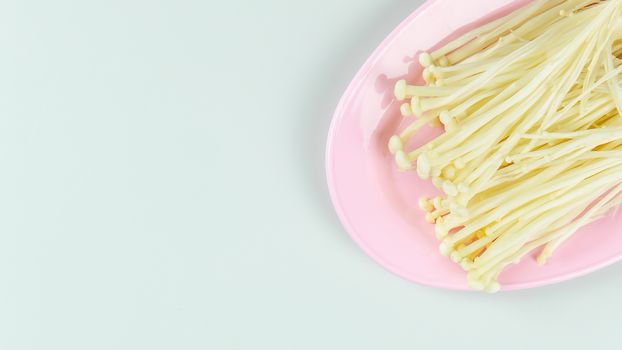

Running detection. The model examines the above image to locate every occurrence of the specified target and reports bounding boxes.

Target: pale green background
[1,0,620,349]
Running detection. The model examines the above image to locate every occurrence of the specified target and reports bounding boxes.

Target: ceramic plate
[326,0,622,291]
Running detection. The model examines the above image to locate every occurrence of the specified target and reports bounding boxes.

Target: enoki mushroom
[389,0,622,292]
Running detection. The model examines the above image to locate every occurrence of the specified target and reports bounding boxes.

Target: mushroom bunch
[390,0,622,292]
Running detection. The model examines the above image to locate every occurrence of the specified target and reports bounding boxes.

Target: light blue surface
[2,0,621,349]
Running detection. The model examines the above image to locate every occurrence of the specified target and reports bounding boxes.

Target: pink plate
[326,0,622,291]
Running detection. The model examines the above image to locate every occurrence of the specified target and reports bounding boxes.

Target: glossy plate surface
[326,0,622,291]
